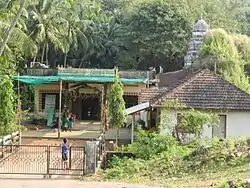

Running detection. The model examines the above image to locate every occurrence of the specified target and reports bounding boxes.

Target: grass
[81,131,250,187]
[161,161,250,187]
[80,158,250,188]
[147,158,250,188]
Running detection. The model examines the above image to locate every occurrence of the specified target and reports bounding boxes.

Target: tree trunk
[41,43,45,64]
[32,45,40,63]
[32,54,37,63]
[45,43,49,65]
[64,52,68,68]
[79,59,84,68]
[0,0,26,56]
[64,26,70,68]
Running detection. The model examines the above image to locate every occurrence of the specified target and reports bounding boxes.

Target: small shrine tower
[184,19,209,68]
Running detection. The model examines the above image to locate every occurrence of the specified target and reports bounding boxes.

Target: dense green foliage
[114,0,191,71]
[105,131,250,184]
[179,109,219,134]
[2,0,250,72]
[0,57,18,135]
[2,0,250,134]
[108,73,126,128]
[197,29,250,93]
[124,131,190,160]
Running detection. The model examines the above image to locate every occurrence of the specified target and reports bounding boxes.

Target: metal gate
[0,145,85,176]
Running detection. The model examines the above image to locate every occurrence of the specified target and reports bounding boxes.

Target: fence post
[46,146,50,178]
[69,146,72,169]
[84,141,97,174]
[1,138,4,158]
[10,133,13,153]
[18,131,22,146]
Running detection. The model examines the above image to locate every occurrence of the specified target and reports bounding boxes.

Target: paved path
[22,128,131,140]
[0,179,158,188]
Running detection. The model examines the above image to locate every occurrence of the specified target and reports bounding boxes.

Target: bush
[105,131,191,181]
[105,156,147,181]
[104,131,250,182]
[124,130,189,160]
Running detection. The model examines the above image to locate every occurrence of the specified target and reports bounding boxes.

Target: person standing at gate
[61,138,69,170]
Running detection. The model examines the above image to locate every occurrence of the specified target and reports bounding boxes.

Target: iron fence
[0,145,85,176]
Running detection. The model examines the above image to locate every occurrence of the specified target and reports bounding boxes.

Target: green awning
[14,75,148,85]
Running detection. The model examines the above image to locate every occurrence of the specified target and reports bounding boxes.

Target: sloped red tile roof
[139,69,250,110]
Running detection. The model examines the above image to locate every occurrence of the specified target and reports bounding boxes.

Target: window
[123,95,138,108]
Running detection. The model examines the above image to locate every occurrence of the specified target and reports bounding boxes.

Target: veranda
[15,67,151,142]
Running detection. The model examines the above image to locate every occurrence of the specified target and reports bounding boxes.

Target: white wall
[159,110,177,134]
[202,111,250,138]
[159,110,250,138]
[202,124,212,138]
[226,111,250,137]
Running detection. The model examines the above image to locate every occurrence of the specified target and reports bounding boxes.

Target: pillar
[131,114,135,144]
[101,83,108,132]
[84,141,97,174]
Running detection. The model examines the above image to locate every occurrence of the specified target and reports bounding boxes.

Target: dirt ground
[0,179,160,188]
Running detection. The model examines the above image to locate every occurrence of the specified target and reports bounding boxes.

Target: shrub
[104,130,250,182]
[124,130,188,160]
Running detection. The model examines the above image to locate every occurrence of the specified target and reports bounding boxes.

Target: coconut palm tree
[62,0,89,67]
[29,0,69,65]
[0,0,27,56]
[62,0,108,68]
[73,0,113,68]
[0,0,37,58]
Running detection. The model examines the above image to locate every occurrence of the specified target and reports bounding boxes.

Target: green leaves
[115,0,190,71]
[126,130,183,160]
[198,29,250,93]
[108,73,126,129]
[180,109,219,135]
[0,57,18,136]
[105,130,250,184]
[160,99,219,136]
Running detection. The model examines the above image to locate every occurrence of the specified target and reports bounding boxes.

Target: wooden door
[212,115,226,138]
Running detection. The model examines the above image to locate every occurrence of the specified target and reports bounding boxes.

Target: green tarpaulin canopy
[14,75,148,85]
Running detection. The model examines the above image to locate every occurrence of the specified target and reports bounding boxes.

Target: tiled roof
[139,88,168,104]
[158,69,195,88]
[139,69,250,110]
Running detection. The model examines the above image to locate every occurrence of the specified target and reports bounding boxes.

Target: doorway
[81,95,100,121]
[212,115,226,138]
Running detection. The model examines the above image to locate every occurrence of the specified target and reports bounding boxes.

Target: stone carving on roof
[184,19,210,68]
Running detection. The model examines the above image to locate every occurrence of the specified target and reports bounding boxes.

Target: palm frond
[47,31,68,53]
[0,20,37,57]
